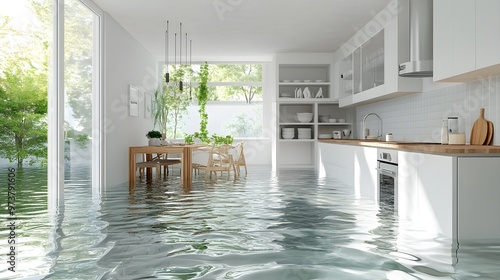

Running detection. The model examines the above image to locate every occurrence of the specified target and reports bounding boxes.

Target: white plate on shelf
[283,80,292,82]
[315,80,325,83]
[293,80,302,82]
[303,80,313,82]
[280,93,292,97]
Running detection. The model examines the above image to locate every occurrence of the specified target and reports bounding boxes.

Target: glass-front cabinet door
[339,30,385,98]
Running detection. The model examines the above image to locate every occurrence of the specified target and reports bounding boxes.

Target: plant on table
[146,130,162,139]
[146,130,162,146]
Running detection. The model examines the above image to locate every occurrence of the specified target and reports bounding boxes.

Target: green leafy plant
[152,65,191,139]
[184,62,234,145]
[185,62,211,144]
[197,61,210,142]
[0,63,48,167]
[146,130,162,139]
[211,134,234,145]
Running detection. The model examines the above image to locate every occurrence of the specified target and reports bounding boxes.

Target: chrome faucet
[362,113,383,140]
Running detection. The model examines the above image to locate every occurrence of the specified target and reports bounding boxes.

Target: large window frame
[49,0,103,209]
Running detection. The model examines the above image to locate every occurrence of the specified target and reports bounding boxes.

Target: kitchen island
[318,139,500,243]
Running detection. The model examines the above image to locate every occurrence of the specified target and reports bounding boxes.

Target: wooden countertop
[318,139,500,154]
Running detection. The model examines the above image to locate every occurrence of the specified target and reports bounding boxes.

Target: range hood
[399,0,433,77]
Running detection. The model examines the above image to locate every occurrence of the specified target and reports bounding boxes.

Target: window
[161,63,264,138]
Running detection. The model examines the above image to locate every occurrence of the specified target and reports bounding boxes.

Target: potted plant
[146,130,162,146]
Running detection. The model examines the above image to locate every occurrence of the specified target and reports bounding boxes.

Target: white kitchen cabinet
[335,0,421,108]
[434,0,500,82]
[399,151,500,242]
[475,0,500,71]
[457,157,500,241]
[398,152,455,238]
[318,142,355,185]
[318,143,377,199]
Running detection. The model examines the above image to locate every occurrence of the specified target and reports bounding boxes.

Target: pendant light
[164,21,169,83]
[164,21,193,92]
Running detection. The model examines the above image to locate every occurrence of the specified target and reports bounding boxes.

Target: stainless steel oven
[376,149,398,211]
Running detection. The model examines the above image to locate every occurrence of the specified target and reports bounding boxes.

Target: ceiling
[92,0,392,62]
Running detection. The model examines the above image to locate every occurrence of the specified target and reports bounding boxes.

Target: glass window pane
[64,0,94,170]
[207,86,263,102]
[0,0,50,168]
[209,64,262,82]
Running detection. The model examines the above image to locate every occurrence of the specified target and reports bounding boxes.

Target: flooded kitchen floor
[1,165,499,279]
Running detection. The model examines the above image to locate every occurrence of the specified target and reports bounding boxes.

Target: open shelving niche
[278,64,333,101]
[273,57,354,170]
[276,102,353,169]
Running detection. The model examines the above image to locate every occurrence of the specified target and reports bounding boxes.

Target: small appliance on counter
[449,133,466,145]
[385,133,393,142]
[333,131,342,139]
[448,116,459,133]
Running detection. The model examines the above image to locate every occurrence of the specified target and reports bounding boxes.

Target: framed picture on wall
[129,85,139,117]
[144,92,152,119]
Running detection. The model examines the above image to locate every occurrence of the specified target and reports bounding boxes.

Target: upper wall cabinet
[434,0,500,82]
[334,0,421,108]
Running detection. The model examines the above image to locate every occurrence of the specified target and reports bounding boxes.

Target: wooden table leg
[182,147,193,187]
[146,153,153,180]
[129,147,136,193]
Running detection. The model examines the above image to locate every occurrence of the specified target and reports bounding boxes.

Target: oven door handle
[376,167,397,177]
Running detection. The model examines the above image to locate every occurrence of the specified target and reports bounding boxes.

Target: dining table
[129,144,205,192]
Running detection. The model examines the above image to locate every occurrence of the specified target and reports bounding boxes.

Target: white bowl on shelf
[281,132,294,139]
[297,112,313,123]
[338,118,346,123]
[319,115,330,123]
[328,119,337,123]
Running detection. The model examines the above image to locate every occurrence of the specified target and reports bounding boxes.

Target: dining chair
[156,153,182,177]
[192,143,236,181]
[136,154,161,179]
[232,142,247,177]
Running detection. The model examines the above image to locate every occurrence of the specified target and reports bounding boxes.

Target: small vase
[148,138,161,146]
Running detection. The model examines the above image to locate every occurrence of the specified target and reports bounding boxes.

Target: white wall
[356,76,500,144]
[104,13,158,187]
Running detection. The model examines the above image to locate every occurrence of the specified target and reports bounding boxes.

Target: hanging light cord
[179,23,183,92]
[165,20,169,83]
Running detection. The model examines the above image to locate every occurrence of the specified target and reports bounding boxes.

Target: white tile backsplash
[356,76,499,145]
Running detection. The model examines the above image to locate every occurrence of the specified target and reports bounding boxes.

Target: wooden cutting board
[470,108,489,145]
[486,121,494,145]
